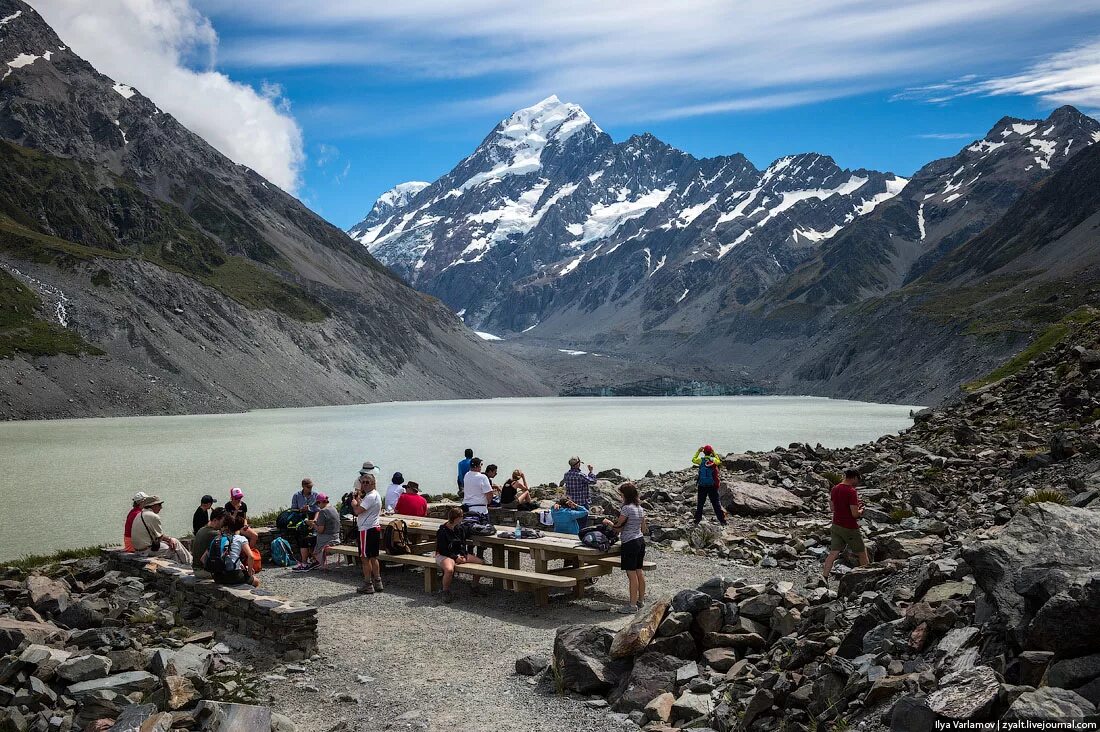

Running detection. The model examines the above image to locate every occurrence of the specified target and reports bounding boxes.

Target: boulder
[720,481,804,515]
[920,580,974,605]
[890,695,936,732]
[105,703,157,732]
[1026,573,1100,654]
[553,625,630,694]
[648,632,698,660]
[644,691,676,722]
[67,671,159,699]
[742,688,774,727]
[58,596,109,630]
[839,565,896,598]
[671,589,711,614]
[702,648,738,672]
[57,654,113,683]
[671,690,712,722]
[0,618,69,654]
[738,593,781,619]
[1004,687,1096,721]
[926,666,1002,720]
[611,597,670,658]
[26,575,70,615]
[1047,653,1100,690]
[609,651,682,713]
[515,654,548,676]
[155,675,198,711]
[1006,651,1053,687]
[962,504,1100,649]
[877,534,943,560]
[657,611,693,637]
[166,643,213,681]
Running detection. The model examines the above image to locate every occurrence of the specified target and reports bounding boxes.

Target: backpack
[578,525,618,553]
[270,537,295,567]
[276,509,306,535]
[383,520,411,556]
[461,514,495,536]
[204,534,231,574]
[536,509,554,527]
[698,460,718,488]
[340,493,356,518]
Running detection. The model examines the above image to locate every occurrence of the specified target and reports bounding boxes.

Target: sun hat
[132,491,148,504]
[568,456,582,467]
[200,494,215,505]
[392,472,404,484]
[405,481,420,493]
[315,492,329,503]
[230,487,244,499]
[359,461,378,475]
[143,495,164,507]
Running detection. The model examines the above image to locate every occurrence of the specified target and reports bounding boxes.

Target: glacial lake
[0,396,918,560]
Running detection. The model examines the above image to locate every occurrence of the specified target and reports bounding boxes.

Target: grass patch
[203,258,327,322]
[424,492,460,503]
[821,470,843,486]
[1022,489,1069,507]
[0,268,103,359]
[964,307,1100,391]
[249,506,288,528]
[4,544,107,572]
[888,508,915,522]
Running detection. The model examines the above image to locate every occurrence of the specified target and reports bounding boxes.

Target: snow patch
[558,349,587,356]
[522,323,538,333]
[943,193,963,204]
[917,203,926,241]
[113,82,135,99]
[677,197,717,225]
[376,182,429,209]
[0,10,21,24]
[573,187,674,247]
[1029,138,1056,169]
[559,254,584,276]
[474,331,502,341]
[967,140,1006,154]
[676,288,690,303]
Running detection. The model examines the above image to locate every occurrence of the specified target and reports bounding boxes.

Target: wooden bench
[326,546,575,604]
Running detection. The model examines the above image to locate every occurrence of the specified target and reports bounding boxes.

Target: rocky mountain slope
[0,0,547,420]
[532,306,1100,731]
[355,99,1100,403]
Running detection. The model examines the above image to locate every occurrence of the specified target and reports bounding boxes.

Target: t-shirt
[619,504,645,543]
[355,490,382,531]
[124,506,141,541]
[224,534,249,572]
[500,480,518,504]
[224,500,248,519]
[193,525,217,569]
[831,483,860,530]
[291,491,317,513]
[457,458,471,488]
[314,506,341,542]
[463,472,493,514]
[131,509,163,551]
[192,507,210,534]
[384,483,405,511]
[394,493,429,517]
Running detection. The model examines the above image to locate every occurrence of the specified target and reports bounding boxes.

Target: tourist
[692,445,727,526]
[394,481,429,517]
[435,507,485,603]
[562,456,598,528]
[822,469,869,580]
[602,482,648,613]
[192,494,214,535]
[309,493,341,571]
[551,496,589,534]
[462,458,494,515]
[352,475,384,594]
[291,478,318,514]
[205,514,259,587]
[501,470,536,509]
[457,448,474,497]
[193,507,226,579]
[224,488,260,548]
[485,464,501,506]
[385,472,405,512]
[131,496,193,565]
[291,478,319,569]
[355,461,379,494]
[124,491,148,552]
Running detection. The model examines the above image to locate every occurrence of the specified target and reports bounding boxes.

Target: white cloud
[201,0,1100,126]
[916,132,976,140]
[33,0,304,193]
[980,40,1100,110]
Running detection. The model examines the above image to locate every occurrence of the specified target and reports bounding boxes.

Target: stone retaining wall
[102,548,317,661]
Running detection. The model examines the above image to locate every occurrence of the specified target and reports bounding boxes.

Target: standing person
[562,457,598,528]
[224,488,259,548]
[692,445,727,526]
[394,482,429,517]
[309,493,341,571]
[192,495,215,535]
[193,508,226,579]
[434,507,485,604]
[822,469,869,581]
[602,482,648,613]
[551,497,589,535]
[124,491,148,552]
[385,472,405,512]
[203,514,259,588]
[457,449,474,499]
[352,477,384,594]
[462,458,494,516]
[131,496,193,565]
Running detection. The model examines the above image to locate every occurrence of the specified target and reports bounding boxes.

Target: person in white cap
[124,491,148,552]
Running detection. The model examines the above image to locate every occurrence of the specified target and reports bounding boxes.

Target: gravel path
[253,546,796,732]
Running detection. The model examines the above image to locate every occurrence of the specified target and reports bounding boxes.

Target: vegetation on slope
[0,267,102,358]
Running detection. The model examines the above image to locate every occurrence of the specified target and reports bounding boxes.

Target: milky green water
[0,396,918,560]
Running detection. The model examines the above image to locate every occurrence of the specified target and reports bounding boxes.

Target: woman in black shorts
[602,482,648,613]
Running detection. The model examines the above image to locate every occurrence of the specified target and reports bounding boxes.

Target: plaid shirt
[562,468,597,506]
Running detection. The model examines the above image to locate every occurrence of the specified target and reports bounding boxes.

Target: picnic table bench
[329,514,655,605]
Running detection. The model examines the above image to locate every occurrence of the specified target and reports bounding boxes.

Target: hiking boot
[372,578,384,592]
[470,581,485,597]
[441,589,454,604]
[357,583,376,595]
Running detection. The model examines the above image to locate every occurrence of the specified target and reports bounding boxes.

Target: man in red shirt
[822,469,869,580]
[123,491,148,552]
[394,482,429,517]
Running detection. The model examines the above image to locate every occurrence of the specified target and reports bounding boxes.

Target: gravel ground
[251,545,798,732]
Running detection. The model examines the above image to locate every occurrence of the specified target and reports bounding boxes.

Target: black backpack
[204,534,232,574]
[461,514,495,536]
[578,525,618,553]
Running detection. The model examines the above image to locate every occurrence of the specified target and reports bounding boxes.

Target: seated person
[501,470,537,510]
[551,496,589,535]
[394,481,429,517]
[224,487,260,548]
[193,507,226,579]
[192,494,214,535]
[435,507,485,603]
[124,491,147,552]
[131,496,193,564]
[309,493,341,570]
[203,514,259,587]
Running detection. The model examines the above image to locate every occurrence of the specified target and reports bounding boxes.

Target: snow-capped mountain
[351,181,430,241]
[349,95,905,333]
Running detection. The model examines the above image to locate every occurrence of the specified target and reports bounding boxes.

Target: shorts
[830,524,865,553]
[620,537,646,571]
[435,554,458,567]
[359,528,381,558]
[299,534,317,549]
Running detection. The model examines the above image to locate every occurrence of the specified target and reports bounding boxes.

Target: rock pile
[0,556,295,731]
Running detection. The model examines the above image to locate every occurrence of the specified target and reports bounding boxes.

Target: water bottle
[514,520,522,539]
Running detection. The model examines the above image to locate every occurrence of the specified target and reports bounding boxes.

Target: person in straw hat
[131,495,192,564]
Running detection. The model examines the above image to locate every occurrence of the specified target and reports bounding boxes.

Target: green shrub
[248,506,288,528]
[5,544,106,572]
[821,470,843,485]
[889,508,915,522]
[1022,489,1068,506]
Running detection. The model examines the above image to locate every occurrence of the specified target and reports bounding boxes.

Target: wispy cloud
[915,132,976,140]
[981,40,1100,110]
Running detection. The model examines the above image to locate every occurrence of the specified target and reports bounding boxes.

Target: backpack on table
[383,519,411,555]
[578,525,618,553]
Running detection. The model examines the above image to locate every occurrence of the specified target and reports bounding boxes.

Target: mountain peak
[377,181,429,208]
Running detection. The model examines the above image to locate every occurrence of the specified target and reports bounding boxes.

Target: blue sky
[35,1,1100,230]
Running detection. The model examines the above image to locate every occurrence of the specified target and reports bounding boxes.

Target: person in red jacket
[394,481,429,517]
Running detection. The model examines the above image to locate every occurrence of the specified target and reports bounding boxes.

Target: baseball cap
[703,445,714,454]
[200,494,215,505]
[132,491,148,504]
[230,487,244,499]
[568,456,581,467]
[315,492,329,503]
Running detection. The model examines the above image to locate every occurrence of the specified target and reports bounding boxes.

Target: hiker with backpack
[202,514,259,587]
[692,445,727,526]
[601,482,648,614]
[551,496,589,534]
[562,457,598,529]
[435,507,485,604]
[193,507,226,579]
[352,476,384,594]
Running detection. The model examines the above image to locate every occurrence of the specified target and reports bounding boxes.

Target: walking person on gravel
[692,445,727,526]
[562,456,598,529]
[822,468,869,580]
[353,478,384,594]
[602,482,648,613]
[435,507,485,604]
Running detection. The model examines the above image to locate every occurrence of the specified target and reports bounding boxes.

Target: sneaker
[614,604,636,614]
[372,578,384,592]
[300,562,316,572]
[308,557,320,566]
[291,563,307,572]
[357,583,375,594]
[441,590,454,604]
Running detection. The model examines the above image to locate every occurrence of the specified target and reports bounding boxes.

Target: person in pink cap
[308,492,341,571]
[224,488,259,548]
[691,444,727,526]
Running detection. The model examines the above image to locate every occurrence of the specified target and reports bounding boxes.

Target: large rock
[1004,687,1096,721]
[890,696,936,732]
[57,654,113,683]
[26,575,70,615]
[1047,653,1100,690]
[67,671,158,699]
[839,565,896,598]
[58,596,109,630]
[611,597,670,658]
[671,690,712,722]
[644,692,675,722]
[648,632,698,659]
[720,481,804,515]
[671,589,711,614]
[155,675,198,711]
[926,666,1002,720]
[962,504,1100,649]
[1026,573,1100,654]
[515,654,548,676]
[610,651,683,713]
[0,618,69,654]
[553,625,630,694]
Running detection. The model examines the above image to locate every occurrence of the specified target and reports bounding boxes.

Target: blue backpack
[271,537,295,567]
[698,461,717,488]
